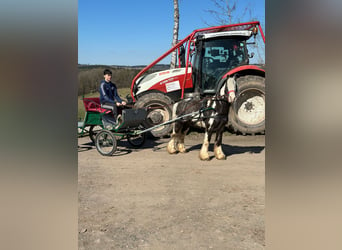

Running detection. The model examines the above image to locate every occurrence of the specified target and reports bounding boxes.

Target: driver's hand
[116,101,126,106]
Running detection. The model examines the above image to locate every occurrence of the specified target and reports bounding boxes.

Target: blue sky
[78,0,265,66]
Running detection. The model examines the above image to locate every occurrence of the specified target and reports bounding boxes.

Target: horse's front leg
[199,131,212,161]
[214,124,226,160]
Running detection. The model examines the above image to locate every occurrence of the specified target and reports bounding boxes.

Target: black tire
[228,75,265,135]
[127,132,146,148]
[95,130,117,156]
[134,93,173,138]
[89,125,103,143]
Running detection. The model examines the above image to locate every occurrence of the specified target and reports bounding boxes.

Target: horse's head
[220,77,236,103]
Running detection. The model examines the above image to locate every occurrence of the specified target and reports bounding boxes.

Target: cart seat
[83,97,109,113]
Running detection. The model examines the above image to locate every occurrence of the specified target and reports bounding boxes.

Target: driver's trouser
[101,102,118,120]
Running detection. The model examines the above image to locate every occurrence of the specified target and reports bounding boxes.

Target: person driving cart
[99,69,126,124]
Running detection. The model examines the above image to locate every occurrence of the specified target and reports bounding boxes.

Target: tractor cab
[191,30,253,95]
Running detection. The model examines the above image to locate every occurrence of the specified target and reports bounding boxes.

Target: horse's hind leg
[214,125,226,160]
[167,132,178,154]
[167,119,184,154]
[177,126,189,153]
[214,143,226,160]
[167,103,180,154]
[199,131,211,161]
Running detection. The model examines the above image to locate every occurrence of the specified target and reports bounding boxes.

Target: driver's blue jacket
[99,80,123,104]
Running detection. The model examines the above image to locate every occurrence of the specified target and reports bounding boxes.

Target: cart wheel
[89,125,103,143]
[95,130,117,156]
[127,132,146,148]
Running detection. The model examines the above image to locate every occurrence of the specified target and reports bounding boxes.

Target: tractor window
[201,38,247,93]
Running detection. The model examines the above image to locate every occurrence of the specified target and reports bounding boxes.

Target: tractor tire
[134,93,173,138]
[228,75,265,135]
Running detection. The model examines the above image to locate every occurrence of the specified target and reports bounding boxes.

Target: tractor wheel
[228,75,265,135]
[134,93,173,138]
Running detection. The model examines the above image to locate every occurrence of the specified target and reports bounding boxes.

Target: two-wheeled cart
[94,105,207,156]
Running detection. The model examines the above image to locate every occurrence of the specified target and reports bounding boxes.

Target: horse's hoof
[215,155,226,160]
[214,146,226,160]
[167,148,177,154]
[167,142,177,154]
[167,146,177,154]
[177,145,187,153]
[214,151,226,160]
[199,153,210,161]
[200,157,210,161]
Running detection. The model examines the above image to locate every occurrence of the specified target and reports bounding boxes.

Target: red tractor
[130,21,265,137]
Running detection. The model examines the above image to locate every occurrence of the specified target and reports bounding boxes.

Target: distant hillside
[78,64,170,96]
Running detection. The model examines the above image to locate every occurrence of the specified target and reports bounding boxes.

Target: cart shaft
[134,109,204,135]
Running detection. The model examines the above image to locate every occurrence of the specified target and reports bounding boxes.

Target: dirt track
[78,133,265,249]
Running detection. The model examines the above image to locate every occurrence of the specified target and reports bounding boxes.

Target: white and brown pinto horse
[167,77,236,160]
